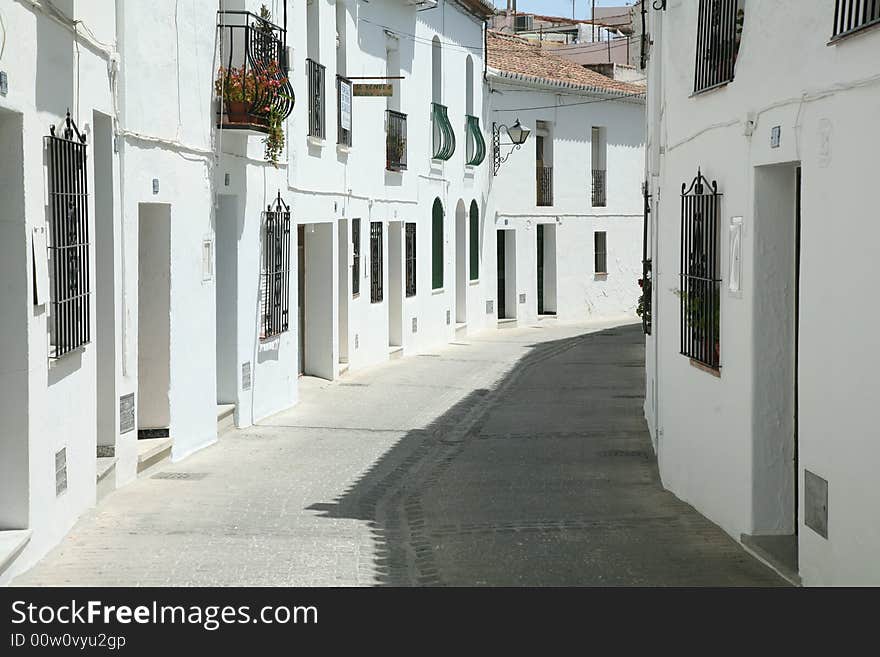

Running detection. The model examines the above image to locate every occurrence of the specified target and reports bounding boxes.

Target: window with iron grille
[370,221,383,303]
[46,111,90,358]
[594,231,607,275]
[640,181,653,336]
[260,193,291,339]
[306,58,325,139]
[405,223,416,297]
[680,169,721,371]
[352,218,361,297]
[432,198,444,290]
[832,0,880,39]
[693,0,743,94]
[469,200,479,281]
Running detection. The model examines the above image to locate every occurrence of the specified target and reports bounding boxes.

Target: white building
[0,0,645,585]
[486,31,645,325]
[642,0,880,585]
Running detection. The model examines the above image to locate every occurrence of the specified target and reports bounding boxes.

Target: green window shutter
[432,198,444,289]
[469,201,479,280]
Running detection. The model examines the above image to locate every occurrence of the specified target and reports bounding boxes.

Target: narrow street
[15,321,783,586]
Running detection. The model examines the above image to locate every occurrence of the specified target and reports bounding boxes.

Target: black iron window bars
[352,218,361,297]
[592,168,607,207]
[386,110,407,172]
[370,222,383,303]
[537,166,553,206]
[337,75,353,147]
[260,192,291,339]
[405,223,417,297]
[693,0,741,94]
[680,169,721,370]
[216,10,294,130]
[832,0,880,39]
[46,110,90,359]
[640,180,653,336]
[307,58,326,139]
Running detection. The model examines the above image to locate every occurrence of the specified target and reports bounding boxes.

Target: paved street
[15,321,783,586]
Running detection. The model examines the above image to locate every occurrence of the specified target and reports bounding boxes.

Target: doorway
[497,229,516,320]
[215,195,238,403]
[298,222,335,379]
[455,201,467,324]
[746,162,802,579]
[93,111,117,453]
[388,221,403,348]
[137,203,171,439]
[297,224,305,375]
[338,219,349,366]
[537,224,557,315]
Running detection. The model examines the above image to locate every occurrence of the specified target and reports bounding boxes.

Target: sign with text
[339,79,352,130]
[353,83,392,97]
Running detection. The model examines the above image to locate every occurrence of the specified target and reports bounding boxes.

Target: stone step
[389,345,404,360]
[497,318,518,329]
[136,437,172,475]
[455,322,468,338]
[217,404,235,437]
[0,530,32,578]
[96,457,117,502]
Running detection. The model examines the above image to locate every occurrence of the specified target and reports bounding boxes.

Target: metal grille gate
[261,192,291,338]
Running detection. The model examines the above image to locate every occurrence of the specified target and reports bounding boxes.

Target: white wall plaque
[728,216,743,297]
[32,225,49,306]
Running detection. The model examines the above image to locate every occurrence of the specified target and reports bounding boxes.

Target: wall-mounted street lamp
[493,119,531,176]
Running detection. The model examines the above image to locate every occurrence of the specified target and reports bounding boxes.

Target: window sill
[432,287,445,295]
[690,79,733,98]
[594,272,608,280]
[307,135,325,148]
[689,358,721,378]
[336,143,352,154]
[469,278,480,286]
[352,293,360,299]
[828,18,880,44]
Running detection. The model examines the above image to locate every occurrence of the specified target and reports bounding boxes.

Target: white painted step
[137,437,172,474]
[497,318,518,329]
[0,530,32,577]
[389,345,404,360]
[217,404,235,437]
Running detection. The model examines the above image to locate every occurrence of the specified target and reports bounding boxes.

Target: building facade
[0,0,645,584]
[642,0,880,585]
[486,31,645,326]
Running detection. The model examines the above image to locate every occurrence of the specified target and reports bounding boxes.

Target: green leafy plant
[674,286,720,351]
[263,105,286,167]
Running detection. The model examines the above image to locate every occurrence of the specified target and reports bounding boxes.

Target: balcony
[465,114,486,166]
[431,102,455,161]
[307,58,326,140]
[337,75,352,147]
[386,110,407,172]
[215,10,294,134]
[536,166,553,206]
[592,168,607,207]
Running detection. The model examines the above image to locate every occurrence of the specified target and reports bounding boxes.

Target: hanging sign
[353,83,393,97]
[340,79,352,130]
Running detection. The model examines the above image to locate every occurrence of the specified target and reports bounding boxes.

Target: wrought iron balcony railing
[536,166,553,207]
[465,114,486,166]
[386,110,407,172]
[431,102,456,161]
[592,168,607,207]
[337,75,352,147]
[307,58,326,139]
[216,10,294,131]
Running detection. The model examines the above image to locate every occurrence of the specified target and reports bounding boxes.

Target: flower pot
[223,101,268,127]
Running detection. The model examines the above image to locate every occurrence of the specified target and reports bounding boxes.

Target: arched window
[469,200,479,281]
[432,198,444,290]
[465,56,474,116]
[432,36,442,104]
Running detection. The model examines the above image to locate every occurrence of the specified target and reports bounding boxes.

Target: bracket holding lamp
[493,119,531,176]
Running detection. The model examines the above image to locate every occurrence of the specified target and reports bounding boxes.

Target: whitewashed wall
[487,80,645,325]
[644,0,880,585]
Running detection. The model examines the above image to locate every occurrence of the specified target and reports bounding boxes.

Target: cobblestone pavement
[15,320,783,586]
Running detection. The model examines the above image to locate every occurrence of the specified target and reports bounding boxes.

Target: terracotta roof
[486,30,645,98]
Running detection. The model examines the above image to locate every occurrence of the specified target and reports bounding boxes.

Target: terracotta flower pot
[224,101,268,127]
